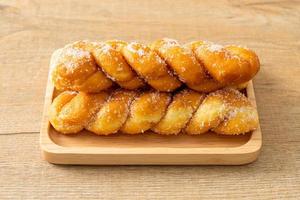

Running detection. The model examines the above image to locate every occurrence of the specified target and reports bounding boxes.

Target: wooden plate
[40,76,262,165]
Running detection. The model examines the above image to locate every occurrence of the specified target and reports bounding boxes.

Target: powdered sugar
[126,42,146,57]
[162,38,179,46]
[63,60,78,71]
[160,38,179,53]
[126,42,139,53]
[155,54,165,65]
[59,48,92,72]
[65,48,91,59]
[207,44,224,52]
[100,44,112,54]
[136,48,145,57]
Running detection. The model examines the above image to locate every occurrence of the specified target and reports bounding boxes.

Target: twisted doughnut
[50,39,260,93]
[49,88,259,135]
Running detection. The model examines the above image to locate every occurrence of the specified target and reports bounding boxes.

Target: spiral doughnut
[50,39,260,93]
[49,88,259,135]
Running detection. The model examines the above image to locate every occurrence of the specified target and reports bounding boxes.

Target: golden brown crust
[48,91,108,134]
[86,90,136,135]
[122,42,181,91]
[120,91,171,134]
[49,88,259,135]
[51,39,260,93]
[152,89,205,135]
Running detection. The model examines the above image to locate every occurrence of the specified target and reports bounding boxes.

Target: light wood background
[0,0,299,199]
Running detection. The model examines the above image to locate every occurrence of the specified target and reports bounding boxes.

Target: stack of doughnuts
[48,38,260,136]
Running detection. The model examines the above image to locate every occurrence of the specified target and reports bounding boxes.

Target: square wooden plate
[40,74,262,165]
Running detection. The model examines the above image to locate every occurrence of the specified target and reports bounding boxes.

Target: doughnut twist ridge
[51,39,260,93]
[49,88,259,135]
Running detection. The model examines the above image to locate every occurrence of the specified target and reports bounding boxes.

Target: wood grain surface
[0,0,299,199]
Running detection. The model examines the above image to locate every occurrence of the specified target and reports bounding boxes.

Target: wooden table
[1,0,299,199]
